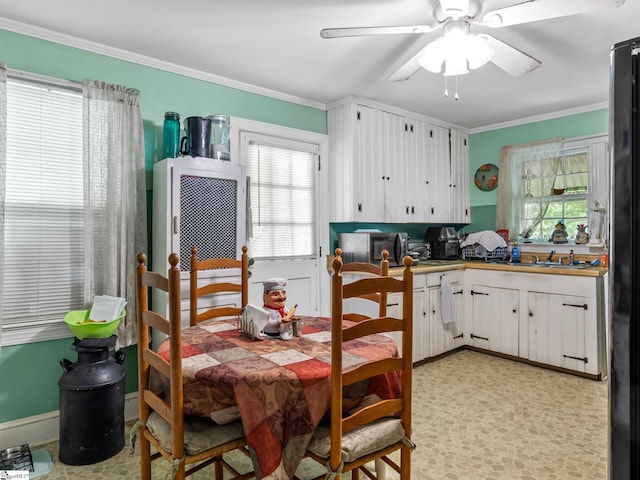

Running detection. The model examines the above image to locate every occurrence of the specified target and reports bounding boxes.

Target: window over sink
[496,134,608,246]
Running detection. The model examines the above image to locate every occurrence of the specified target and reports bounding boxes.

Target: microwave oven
[338,232,409,267]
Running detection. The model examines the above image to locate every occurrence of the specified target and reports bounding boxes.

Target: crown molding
[0,17,327,111]
[470,101,609,134]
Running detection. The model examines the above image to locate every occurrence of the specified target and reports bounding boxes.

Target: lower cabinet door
[527,291,588,373]
[429,283,464,358]
[470,285,519,356]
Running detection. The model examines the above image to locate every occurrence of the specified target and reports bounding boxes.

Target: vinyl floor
[35,349,608,479]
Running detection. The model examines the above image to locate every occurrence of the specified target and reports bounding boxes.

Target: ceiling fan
[320,0,625,81]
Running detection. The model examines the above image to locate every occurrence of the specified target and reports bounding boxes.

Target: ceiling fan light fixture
[418,37,447,73]
[443,51,469,76]
[466,34,494,70]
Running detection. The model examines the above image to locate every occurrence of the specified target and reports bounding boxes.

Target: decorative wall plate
[474,163,499,191]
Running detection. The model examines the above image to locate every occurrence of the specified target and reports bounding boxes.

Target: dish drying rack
[0,444,34,472]
[462,244,509,262]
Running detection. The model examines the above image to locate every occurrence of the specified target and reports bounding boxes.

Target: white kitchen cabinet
[427,271,465,357]
[328,103,385,222]
[464,268,607,378]
[327,99,468,223]
[385,113,432,222]
[152,157,247,337]
[468,284,519,356]
[450,128,471,224]
[426,125,470,223]
[387,274,428,363]
[527,292,592,374]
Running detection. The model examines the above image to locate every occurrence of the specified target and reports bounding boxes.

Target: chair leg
[140,436,152,480]
[215,458,223,480]
[374,458,386,478]
[400,445,411,479]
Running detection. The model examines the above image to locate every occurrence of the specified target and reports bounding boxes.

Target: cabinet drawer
[426,270,462,287]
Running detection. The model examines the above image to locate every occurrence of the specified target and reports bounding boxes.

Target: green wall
[0,29,325,425]
[465,109,609,233]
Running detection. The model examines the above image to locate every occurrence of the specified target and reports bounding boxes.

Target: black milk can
[58,335,126,465]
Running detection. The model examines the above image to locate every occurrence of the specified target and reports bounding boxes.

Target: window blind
[3,78,84,331]
[247,141,317,259]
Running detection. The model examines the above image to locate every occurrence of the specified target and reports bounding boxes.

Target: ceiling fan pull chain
[443,76,448,98]
[454,75,459,101]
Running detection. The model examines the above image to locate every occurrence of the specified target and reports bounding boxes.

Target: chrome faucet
[546,250,556,263]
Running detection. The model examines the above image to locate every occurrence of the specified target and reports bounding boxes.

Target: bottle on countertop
[601,243,609,268]
[511,241,521,263]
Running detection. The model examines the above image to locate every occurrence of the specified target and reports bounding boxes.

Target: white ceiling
[0,0,639,130]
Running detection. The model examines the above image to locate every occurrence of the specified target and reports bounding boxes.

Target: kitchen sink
[506,262,592,269]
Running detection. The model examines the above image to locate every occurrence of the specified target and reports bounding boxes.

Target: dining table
[156,315,401,480]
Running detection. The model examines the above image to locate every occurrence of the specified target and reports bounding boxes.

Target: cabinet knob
[513,308,517,313]
[528,310,533,317]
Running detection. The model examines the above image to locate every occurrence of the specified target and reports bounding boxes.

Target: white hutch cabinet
[152,156,247,339]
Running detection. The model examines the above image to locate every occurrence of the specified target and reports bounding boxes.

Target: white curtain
[83,80,147,349]
[495,138,564,240]
[0,63,6,353]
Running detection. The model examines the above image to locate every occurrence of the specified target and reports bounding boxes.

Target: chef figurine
[262,278,289,336]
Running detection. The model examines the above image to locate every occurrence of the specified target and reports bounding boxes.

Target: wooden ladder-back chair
[135,252,253,480]
[335,247,390,323]
[304,254,415,479]
[189,245,249,326]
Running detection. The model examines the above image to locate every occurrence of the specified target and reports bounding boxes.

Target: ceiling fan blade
[320,24,436,39]
[481,0,625,28]
[485,34,541,76]
[387,45,428,82]
[386,44,432,82]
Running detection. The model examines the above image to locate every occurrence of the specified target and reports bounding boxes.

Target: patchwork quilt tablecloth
[157,316,400,479]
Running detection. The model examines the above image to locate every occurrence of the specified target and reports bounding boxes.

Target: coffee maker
[180,116,211,158]
[424,226,460,260]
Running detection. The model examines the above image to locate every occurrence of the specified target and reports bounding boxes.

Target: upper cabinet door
[427,125,451,222]
[328,103,385,222]
[450,129,471,224]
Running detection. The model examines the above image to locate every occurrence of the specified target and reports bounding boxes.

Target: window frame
[504,133,609,255]
[245,133,318,261]
[519,147,590,241]
[1,72,84,346]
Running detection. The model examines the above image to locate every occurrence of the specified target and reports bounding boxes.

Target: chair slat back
[329,254,414,476]
[189,246,249,326]
[335,247,390,321]
[136,252,184,467]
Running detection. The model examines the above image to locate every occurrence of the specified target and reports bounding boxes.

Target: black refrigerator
[610,36,640,479]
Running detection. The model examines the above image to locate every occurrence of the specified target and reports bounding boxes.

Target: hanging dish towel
[440,274,457,325]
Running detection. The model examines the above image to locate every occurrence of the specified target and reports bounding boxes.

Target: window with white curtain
[520,148,589,240]
[2,76,84,345]
[496,134,608,245]
[246,137,317,259]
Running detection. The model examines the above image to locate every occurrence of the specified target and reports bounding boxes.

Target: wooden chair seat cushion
[146,411,245,456]
[306,418,405,462]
